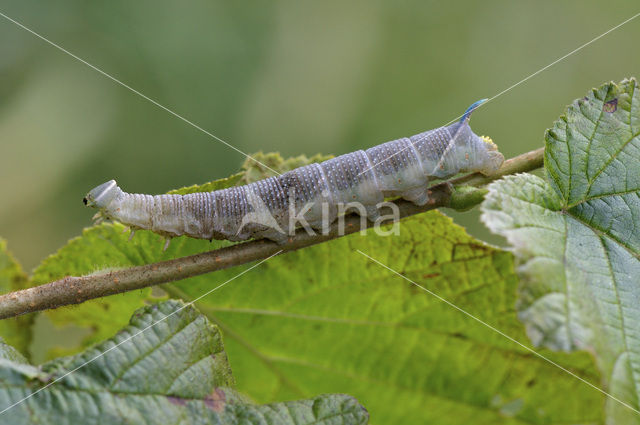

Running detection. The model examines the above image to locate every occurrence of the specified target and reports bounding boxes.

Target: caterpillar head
[84,180,123,222]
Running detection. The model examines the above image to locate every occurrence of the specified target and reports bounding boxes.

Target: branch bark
[0,147,544,319]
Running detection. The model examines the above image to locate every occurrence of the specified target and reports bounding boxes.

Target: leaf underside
[0,300,368,425]
[482,78,640,424]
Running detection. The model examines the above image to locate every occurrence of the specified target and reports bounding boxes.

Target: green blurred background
[0,0,638,271]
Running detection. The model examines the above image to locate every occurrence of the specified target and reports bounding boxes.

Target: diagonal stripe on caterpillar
[83,100,504,244]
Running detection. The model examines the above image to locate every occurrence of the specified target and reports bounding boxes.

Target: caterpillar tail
[460,98,488,123]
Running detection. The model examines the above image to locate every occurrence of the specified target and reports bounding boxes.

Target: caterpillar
[83,100,504,245]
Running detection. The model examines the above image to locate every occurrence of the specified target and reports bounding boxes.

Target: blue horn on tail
[460,98,488,123]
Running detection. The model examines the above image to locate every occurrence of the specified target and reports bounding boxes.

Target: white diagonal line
[357,11,640,178]
[483,11,640,106]
[0,11,282,177]
[356,249,640,416]
[0,250,282,416]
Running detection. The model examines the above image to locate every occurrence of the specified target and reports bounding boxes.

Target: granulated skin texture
[84,101,504,244]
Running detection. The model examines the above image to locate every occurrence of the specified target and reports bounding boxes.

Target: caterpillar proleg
[84,100,504,244]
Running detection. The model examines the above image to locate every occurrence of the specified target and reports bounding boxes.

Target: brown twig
[0,147,544,319]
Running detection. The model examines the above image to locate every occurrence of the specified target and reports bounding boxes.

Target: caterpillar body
[84,100,504,244]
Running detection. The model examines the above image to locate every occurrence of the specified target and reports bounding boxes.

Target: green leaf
[0,239,34,355]
[166,213,604,424]
[0,300,368,425]
[481,78,640,423]
[167,172,244,195]
[37,184,604,423]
